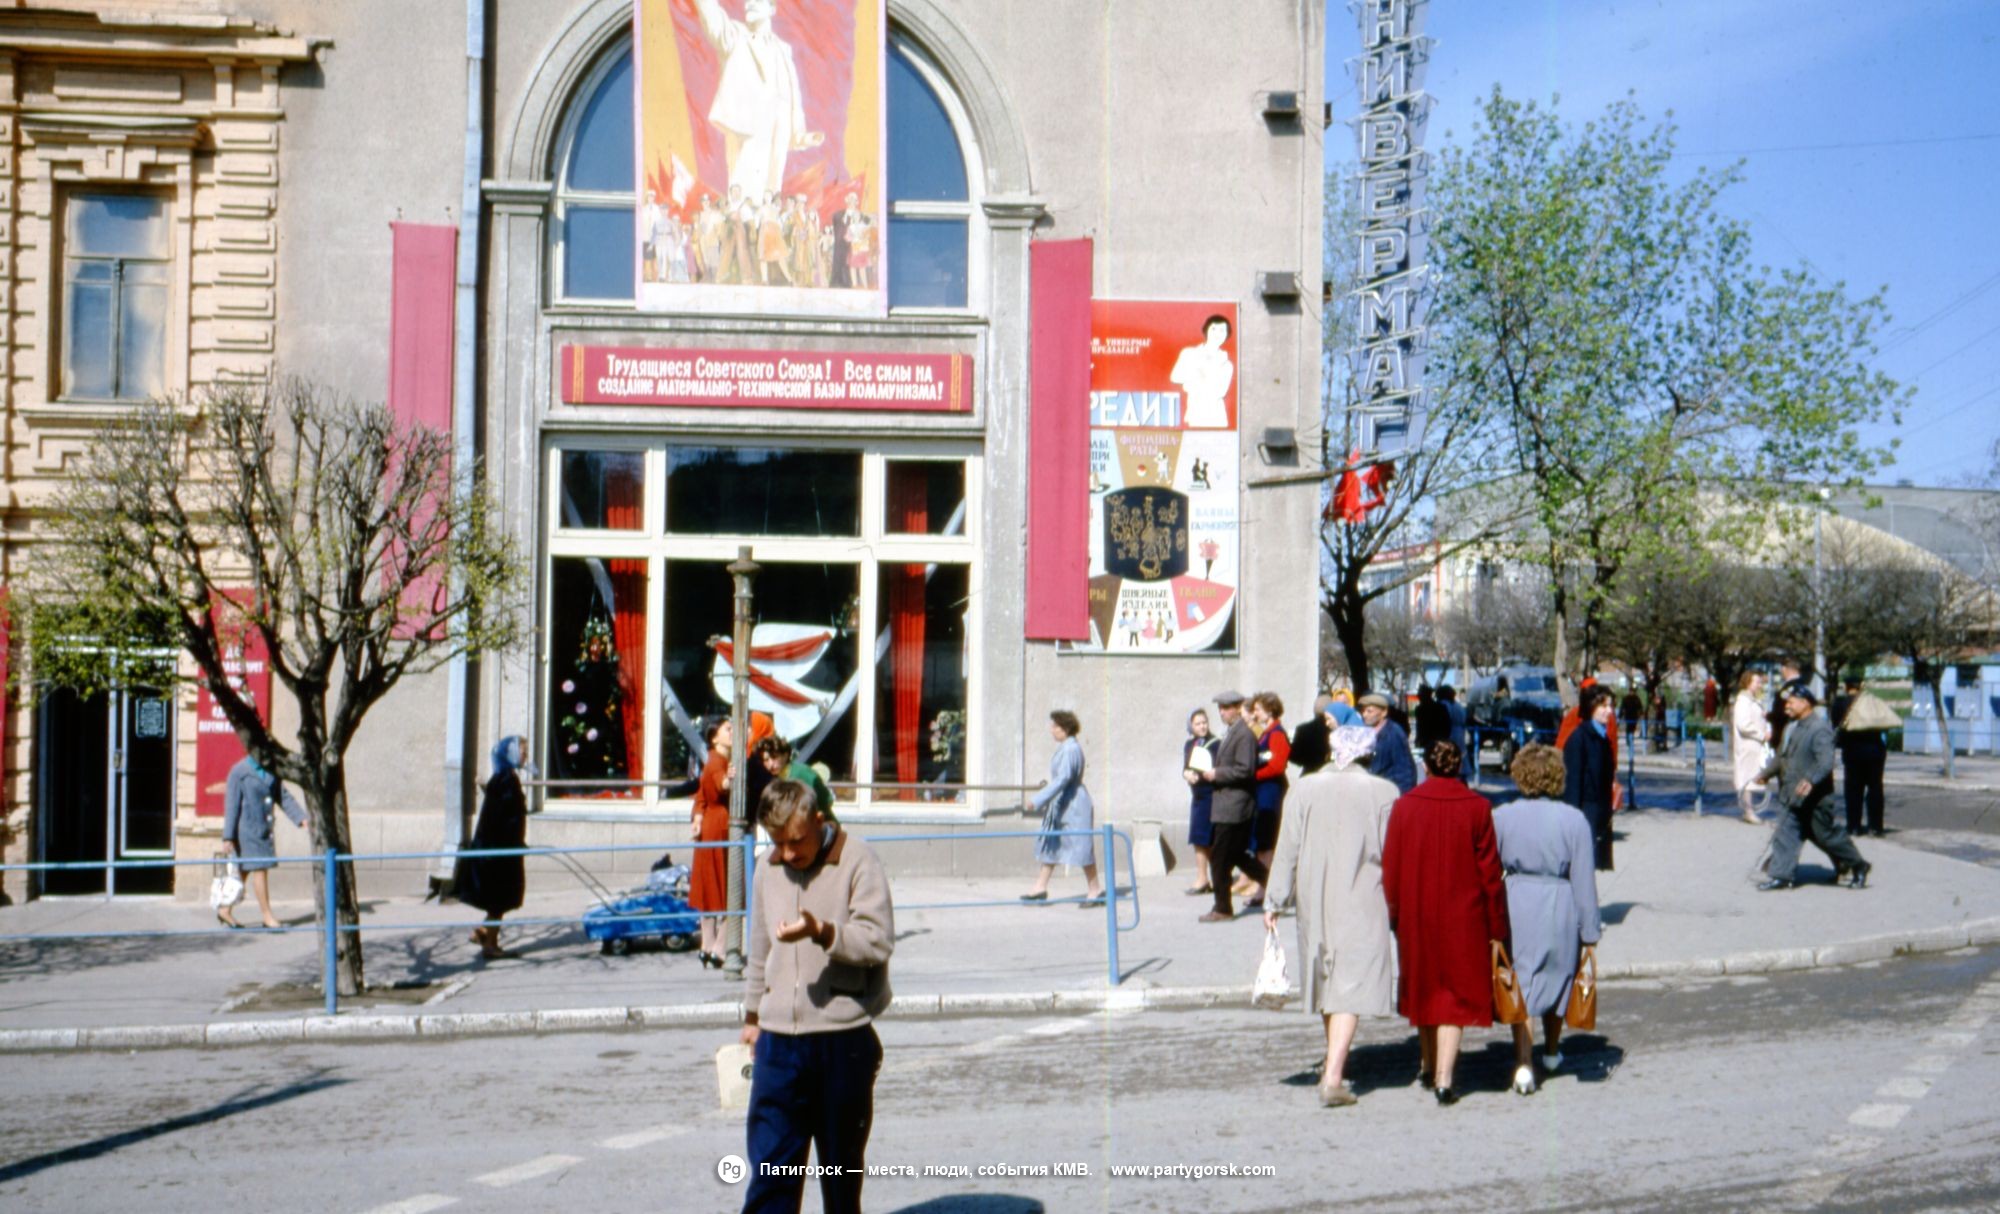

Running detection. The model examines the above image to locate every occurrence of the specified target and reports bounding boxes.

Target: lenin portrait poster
[633,0,887,316]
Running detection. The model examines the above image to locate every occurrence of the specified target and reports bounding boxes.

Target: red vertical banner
[195,597,272,817]
[1025,238,1093,640]
[388,222,457,639]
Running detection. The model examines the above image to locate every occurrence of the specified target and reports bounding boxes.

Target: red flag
[1330,450,1392,523]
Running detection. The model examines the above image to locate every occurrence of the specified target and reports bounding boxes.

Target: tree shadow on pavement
[887,1198,1044,1213]
[0,931,241,981]
[0,1068,349,1183]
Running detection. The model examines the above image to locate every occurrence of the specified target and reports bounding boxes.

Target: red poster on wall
[194,610,271,817]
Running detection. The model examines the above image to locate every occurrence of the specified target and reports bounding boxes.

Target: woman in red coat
[1382,739,1509,1105]
[690,716,733,969]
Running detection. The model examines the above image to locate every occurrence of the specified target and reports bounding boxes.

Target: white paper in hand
[1252,927,1291,1010]
[715,1042,754,1111]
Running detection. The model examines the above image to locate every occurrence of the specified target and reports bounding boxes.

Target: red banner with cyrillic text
[559,345,972,414]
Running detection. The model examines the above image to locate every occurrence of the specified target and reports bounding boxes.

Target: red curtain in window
[604,465,646,797]
[888,471,927,800]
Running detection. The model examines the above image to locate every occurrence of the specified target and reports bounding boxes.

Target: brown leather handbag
[1491,941,1528,1025]
[1566,945,1598,1031]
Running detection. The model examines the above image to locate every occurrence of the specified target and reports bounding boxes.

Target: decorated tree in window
[556,614,627,785]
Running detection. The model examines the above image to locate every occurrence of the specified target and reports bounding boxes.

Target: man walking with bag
[740,780,895,1214]
[1757,683,1871,891]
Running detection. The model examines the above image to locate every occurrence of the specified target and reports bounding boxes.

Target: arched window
[551,42,635,302]
[550,32,983,312]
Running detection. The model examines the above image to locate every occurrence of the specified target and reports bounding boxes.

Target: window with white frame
[548,35,983,311]
[60,193,170,400]
[544,442,978,805]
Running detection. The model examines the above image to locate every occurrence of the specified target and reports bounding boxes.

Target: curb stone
[3,926,1995,1054]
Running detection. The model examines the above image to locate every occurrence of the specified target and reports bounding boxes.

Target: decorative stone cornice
[483,178,555,216]
[981,194,1047,230]
[0,11,313,63]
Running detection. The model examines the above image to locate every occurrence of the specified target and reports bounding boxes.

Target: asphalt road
[3,947,1998,1213]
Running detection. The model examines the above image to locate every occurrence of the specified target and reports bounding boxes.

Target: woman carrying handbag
[1491,743,1604,1095]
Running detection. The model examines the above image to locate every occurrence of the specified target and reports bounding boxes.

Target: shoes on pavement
[1433,1086,1460,1107]
[1242,897,1265,913]
[1756,877,1795,892]
[1184,885,1213,896]
[1318,1079,1357,1108]
[1198,910,1233,923]
[1740,812,1762,825]
[1019,891,1048,903]
[1512,1065,1537,1096]
[1848,862,1871,890]
[1079,894,1106,908]
[1541,1049,1563,1073]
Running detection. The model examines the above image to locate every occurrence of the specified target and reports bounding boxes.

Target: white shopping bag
[715,1042,754,1111]
[209,856,244,910]
[1252,927,1291,1010]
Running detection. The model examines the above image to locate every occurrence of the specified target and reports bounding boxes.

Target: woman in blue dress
[1182,708,1219,896]
[220,755,307,929]
[1021,711,1104,906]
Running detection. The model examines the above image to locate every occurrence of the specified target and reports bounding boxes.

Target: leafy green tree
[1429,90,1903,684]
[19,381,526,994]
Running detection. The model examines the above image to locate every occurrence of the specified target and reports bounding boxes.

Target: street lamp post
[1812,486,1830,698]
[722,545,760,979]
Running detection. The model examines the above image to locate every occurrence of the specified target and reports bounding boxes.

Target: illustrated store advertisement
[632,0,887,316]
[1071,300,1240,655]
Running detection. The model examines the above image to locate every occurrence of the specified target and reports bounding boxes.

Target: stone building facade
[2,0,1327,899]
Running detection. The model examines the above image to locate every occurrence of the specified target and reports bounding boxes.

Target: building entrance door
[34,684,177,896]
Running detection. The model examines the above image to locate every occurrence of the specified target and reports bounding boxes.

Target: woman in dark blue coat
[455,735,530,959]
[1563,688,1617,872]
[220,755,306,929]
[1181,708,1219,895]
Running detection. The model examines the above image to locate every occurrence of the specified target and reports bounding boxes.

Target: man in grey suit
[1198,690,1268,921]
[1757,683,1870,891]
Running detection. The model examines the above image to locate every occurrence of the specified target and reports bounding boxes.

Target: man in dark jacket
[1758,683,1870,890]
[1831,678,1888,837]
[1198,690,1267,921]
[1413,684,1451,750]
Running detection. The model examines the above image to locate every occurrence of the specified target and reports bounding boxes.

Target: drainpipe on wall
[435,0,491,893]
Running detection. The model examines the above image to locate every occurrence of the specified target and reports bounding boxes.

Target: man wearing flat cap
[1357,694,1417,794]
[1197,690,1268,921]
[1757,682,1870,891]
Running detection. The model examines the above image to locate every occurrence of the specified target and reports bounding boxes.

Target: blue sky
[1328,0,2000,486]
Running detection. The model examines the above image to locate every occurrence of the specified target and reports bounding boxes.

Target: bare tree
[1869,553,1996,780]
[1434,572,1559,671]
[21,381,527,994]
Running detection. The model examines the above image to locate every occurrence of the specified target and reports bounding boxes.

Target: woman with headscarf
[1264,725,1400,1107]
[690,716,734,969]
[1381,739,1509,1106]
[454,735,530,960]
[1022,710,1103,905]
[1181,707,1220,896]
[1492,743,1601,1096]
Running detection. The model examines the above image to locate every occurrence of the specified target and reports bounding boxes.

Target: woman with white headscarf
[1264,724,1401,1108]
[455,735,531,960]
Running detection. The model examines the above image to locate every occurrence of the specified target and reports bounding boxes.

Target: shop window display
[547,557,648,796]
[662,559,860,784]
[873,563,969,799]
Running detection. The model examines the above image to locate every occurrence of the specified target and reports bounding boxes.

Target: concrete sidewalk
[4,807,1999,1052]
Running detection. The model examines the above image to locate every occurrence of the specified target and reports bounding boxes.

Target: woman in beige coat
[1264,723,1400,1108]
[1731,671,1772,824]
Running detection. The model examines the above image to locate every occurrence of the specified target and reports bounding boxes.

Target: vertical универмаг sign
[633,0,886,315]
[1351,0,1429,454]
[1066,301,1240,655]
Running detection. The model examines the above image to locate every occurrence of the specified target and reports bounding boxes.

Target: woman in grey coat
[1264,725,1399,1107]
[220,755,307,929]
[1022,711,1103,906]
[1491,743,1602,1096]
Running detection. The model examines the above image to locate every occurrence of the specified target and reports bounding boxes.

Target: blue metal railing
[0,824,1140,1017]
